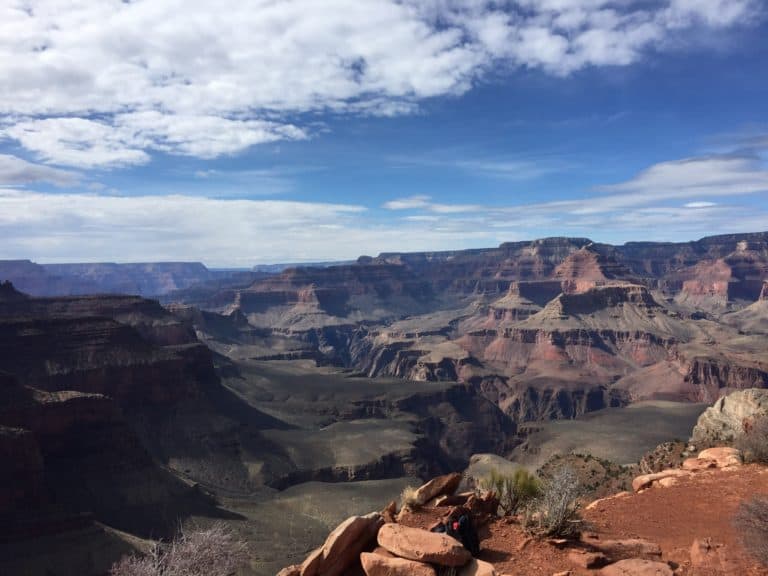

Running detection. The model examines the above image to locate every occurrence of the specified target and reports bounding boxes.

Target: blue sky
[1,0,767,266]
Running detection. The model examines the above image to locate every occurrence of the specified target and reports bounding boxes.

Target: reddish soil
[399,465,768,575]
[583,465,768,576]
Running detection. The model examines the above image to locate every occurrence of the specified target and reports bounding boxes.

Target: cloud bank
[0,0,760,167]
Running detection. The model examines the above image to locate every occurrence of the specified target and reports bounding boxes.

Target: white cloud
[598,155,768,201]
[2,113,306,168]
[0,189,500,264]
[4,118,150,168]
[0,153,80,186]
[383,195,432,210]
[2,149,767,264]
[0,0,761,167]
[379,153,768,240]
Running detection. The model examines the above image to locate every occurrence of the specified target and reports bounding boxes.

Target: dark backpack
[431,513,480,556]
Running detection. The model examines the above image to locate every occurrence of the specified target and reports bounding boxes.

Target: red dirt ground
[399,464,768,575]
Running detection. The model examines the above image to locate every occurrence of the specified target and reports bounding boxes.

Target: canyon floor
[187,359,713,576]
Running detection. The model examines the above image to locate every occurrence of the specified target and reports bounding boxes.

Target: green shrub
[478,467,541,516]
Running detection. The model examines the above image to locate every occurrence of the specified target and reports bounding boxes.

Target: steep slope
[721,280,768,334]
[232,262,435,330]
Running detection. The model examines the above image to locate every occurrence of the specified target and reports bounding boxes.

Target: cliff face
[311,278,768,422]
[0,261,216,297]
[0,373,206,540]
[159,232,768,426]
[0,290,267,543]
[0,295,211,405]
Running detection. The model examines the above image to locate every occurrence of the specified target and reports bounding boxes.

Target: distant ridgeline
[0,260,227,297]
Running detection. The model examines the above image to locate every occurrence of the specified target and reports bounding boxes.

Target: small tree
[523,465,582,538]
[110,523,248,576]
[735,415,768,464]
[734,496,768,566]
[478,468,541,515]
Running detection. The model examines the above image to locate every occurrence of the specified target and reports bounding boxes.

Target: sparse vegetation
[110,523,248,576]
[478,467,541,515]
[734,496,768,566]
[400,484,421,510]
[523,465,582,538]
[735,415,768,464]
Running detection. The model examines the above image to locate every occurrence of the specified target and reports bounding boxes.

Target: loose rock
[378,523,472,567]
[359,552,436,576]
[599,559,673,576]
[414,472,463,506]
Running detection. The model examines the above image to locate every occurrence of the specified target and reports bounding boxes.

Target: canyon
[1,231,768,575]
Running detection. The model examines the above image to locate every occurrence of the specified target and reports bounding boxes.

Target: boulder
[585,492,631,511]
[655,477,678,488]
[599,559,673,576]
[359,552,436,576]
[466,491,500,517]
[301,514,383,576]
[691,388,768,446]
[568,550,608,569]
[377,523,472,566]
[631,469,689,492]
[381,500,398,523]
[300,548,323,576]
[371,546,395,558]
[458,558,497,576]
[432,493,471,507]
[414,472,462,506]
[697,447,742,468]
[681,458,717,471]
[321,514,383,576]
[582,537,662,562]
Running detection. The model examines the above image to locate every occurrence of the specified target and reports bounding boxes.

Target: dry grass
[734,496,768,567]
[110,523,248,576]
[400,484,421,510]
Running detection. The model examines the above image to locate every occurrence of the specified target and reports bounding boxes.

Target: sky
[1,0,767,266]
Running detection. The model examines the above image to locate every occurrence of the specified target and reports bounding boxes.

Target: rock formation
[162,232,768,429]
[691,388,768,446]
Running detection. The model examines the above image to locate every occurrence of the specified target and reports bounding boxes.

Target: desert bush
[735,415,768,464]
[400,484,421,510]
[734,496,768,566]
[523,465,582,538]
[478,468,541,515]
[110,523,248,576]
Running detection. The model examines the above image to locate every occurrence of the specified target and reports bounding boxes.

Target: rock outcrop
[691,388,768,446]
[301,514,383,576]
